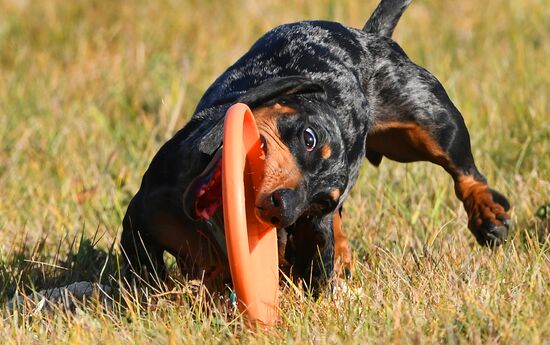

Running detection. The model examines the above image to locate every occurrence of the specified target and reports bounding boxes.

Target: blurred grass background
[0,0,549,343]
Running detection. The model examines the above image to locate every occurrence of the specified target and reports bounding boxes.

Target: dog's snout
[257,188,300,227]
[271,193,280,207]
[270,189,284,208]
[269,188,294,210]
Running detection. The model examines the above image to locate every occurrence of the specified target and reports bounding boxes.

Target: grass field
[1,0,549,343]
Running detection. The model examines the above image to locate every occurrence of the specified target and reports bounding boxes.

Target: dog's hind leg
[365,55,511,246]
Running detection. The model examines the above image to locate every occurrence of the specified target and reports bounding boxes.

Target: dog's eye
[303,127,317,151]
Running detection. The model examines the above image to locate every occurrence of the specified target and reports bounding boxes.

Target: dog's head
[242,77,349,227]
[187,76,349,228]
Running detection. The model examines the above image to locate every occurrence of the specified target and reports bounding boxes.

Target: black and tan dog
[121,0,511,292]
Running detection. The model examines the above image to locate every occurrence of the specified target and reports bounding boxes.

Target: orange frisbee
[221,103,279,326]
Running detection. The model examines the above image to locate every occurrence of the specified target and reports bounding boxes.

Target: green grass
[1,0,549,343]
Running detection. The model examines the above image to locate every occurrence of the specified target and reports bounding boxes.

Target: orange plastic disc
[221,103,279,326]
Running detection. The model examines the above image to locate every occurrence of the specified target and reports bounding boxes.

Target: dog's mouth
[183,150,223,220]
[194,159,222,219]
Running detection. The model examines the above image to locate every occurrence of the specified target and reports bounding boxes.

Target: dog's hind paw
[474,217,511,246]
[467,190,512,247]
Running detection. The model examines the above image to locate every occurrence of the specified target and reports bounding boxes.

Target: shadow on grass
[0,230,120,304]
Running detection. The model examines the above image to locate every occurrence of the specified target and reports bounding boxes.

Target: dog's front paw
[334,257,352,280]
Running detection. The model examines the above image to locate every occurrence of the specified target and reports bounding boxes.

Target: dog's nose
[257,188,299,227]
[270,189,287,208]
[269,188,295,210]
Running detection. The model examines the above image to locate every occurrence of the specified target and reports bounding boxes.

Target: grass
[0,0,549,343]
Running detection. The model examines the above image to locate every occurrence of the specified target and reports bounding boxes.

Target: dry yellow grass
[0,0,549,343]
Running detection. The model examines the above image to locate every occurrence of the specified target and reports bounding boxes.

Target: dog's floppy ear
[198,76,326,155]
[238,76,326,106]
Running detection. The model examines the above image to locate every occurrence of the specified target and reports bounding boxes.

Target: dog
[121,0,511,293]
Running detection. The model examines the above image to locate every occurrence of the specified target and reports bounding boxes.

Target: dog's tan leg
[333,209,352,279]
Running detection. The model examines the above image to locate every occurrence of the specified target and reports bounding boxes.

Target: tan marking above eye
[320,145,332,159]
[253,103,296,128]
[269,102,295,114]
[329,189,341,201]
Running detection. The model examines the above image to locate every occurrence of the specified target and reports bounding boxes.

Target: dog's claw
[476,222,510,247]
[344,267,352,280]
[497,214,511,227]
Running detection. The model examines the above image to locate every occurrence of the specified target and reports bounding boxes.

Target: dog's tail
[363,0,412,37]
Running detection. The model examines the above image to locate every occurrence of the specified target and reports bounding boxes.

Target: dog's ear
[238,76,327,107]
[198,76,326,156]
